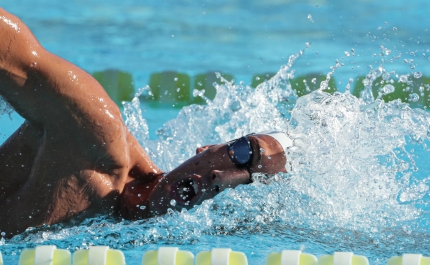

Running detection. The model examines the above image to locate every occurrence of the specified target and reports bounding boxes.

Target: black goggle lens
[227,136,252,166]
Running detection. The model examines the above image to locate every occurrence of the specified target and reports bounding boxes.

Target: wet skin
[120,134,287,219]
[0,8,160,237]
[0,9,288,237]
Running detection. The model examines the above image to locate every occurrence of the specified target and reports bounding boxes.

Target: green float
[92,69,134,105]
[352,75,430,109]
[193,72,234,104]
[251,72,337,96]
[289,73,337,96]
[148,71,191,103]
[251,73,276,88]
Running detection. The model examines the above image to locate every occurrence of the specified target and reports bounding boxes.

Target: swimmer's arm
[0,8,118,127]
[0,8,160,176]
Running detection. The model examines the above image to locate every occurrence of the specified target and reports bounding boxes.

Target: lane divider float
[3,246,427,265]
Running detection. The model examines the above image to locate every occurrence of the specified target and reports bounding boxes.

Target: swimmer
[0,9,291,237]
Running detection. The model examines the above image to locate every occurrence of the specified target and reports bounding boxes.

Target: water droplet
[414,72,422,78]
[136,204,140,208]
[399,75,409,83]
[229,101,241,112]
[258,165,262,169]
[193,89,205,98]
[344,51,350,57]
[0,232,5,237]
[170,199,176,206]
[393,27,398,31]
[410,93,419,102]
[140,205,146,210]
[307,14,314,23]
[382,84,395,94]
[176,87,181,92]
[268,156,272,160]
[138,194,141,197]
[255,76,260,81]
[174,77,178,81]
[382,72,391,80]
[260,148,265,153]
[311,78,317,84]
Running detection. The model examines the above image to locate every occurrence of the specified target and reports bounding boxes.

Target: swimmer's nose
[210,169,251,193]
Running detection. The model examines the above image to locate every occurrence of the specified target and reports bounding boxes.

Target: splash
[121,50,426,224]
[124,51,430,258]
[117,50,430,243]
[130,52,301,172]
[287,91,428,231]
[4,51,430,265]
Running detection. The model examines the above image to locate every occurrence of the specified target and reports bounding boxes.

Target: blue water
[2,1,430,264]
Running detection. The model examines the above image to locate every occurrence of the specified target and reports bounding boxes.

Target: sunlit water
[1,1,430,264]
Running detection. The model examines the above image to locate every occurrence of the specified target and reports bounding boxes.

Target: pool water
[1,0,430,264]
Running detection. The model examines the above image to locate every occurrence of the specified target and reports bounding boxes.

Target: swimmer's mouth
[172,178,201,206]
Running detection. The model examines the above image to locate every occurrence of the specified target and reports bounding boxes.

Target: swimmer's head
[119,134,287,219]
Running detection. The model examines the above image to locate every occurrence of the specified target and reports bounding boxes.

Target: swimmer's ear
[196,145,215,154]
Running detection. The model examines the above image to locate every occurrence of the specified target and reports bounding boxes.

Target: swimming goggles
[227,135,253,169]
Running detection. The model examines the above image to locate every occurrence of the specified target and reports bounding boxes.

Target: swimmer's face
[119,134,287,219]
